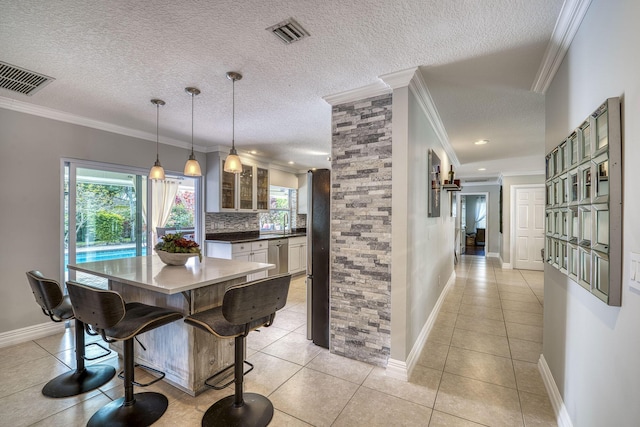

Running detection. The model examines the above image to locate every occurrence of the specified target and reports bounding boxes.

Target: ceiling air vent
[267,18,309,44]
[0,61,54,96]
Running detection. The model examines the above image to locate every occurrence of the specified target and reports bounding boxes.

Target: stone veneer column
[330,93,393,366]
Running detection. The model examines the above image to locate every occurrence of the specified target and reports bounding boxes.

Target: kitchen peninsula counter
[68,255,272,294]
[68,255,273,395]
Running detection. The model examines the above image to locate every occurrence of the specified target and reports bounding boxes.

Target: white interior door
[514,186,545,270]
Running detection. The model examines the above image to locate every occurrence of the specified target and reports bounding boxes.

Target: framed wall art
[545,97,621,306]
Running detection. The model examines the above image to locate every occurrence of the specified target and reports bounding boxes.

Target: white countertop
[68,255,274,294]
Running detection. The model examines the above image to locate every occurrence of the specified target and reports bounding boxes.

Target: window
[154,176,198,241]
[63,159,203,282]
[259,186,294,232]
[474,197,487,229]
[64,161,148,282]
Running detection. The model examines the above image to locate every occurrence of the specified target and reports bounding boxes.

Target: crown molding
[322,81,391,106]
[379,67,418,89]
[322,68,418,106]
[323,68,460,167]
[531,0,593,94]
[0,96,206,151]
[408,71,460,167]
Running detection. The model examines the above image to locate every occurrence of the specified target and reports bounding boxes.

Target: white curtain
[145,179,180,243]
[474,198,487,229]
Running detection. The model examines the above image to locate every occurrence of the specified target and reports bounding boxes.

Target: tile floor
[1,256,557,426]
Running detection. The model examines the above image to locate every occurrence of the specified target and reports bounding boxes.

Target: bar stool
[25,271,115,398]
[184,274,291,427]
[66,280,183,427]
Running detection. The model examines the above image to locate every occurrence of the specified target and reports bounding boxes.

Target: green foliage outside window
[72,180,196,247]
[165,190,195,228]
[74,183,135,245]
[95,211,124,243]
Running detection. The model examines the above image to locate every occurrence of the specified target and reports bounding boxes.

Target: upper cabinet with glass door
[256,167,269,210]
[206,152,269,213]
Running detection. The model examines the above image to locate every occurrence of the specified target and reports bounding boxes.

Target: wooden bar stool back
[25,270,115,398]
[66,280,183,427]
[185,274,291,427]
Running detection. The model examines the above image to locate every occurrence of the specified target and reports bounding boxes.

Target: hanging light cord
[155,103,160,162]
[231,77,235,150]
[191,92,195,155]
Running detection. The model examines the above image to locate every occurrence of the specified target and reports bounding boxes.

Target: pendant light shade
[149,99,166,180]
[223,71,243,174]
[184,87,202,176]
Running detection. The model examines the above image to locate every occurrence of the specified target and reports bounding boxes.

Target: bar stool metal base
[87,392,168,427]
[202,393,274,427]
[42,365,115,398]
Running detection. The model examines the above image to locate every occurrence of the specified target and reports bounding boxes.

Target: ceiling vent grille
[0,61,54,96]
[267,18,309,44]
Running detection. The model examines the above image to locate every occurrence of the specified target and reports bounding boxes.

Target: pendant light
[223,71,243,173]
[149,99,166,180]
[184,87,202,176]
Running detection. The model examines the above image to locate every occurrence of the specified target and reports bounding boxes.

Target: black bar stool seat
[66,280,183,427]
[26,270,115,398]
[185,274,291,427]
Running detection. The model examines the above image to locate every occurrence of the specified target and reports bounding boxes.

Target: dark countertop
[205,229,306,244]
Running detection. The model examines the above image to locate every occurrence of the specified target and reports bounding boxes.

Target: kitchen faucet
[282,213,288,235]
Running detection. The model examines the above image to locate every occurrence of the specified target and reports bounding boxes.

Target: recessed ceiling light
[288,161,294,165]
[478,168,486,171]
[474,139,489,145]
[250,150,257,155]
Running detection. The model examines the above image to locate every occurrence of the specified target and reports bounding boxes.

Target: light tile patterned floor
[1,256,557,426]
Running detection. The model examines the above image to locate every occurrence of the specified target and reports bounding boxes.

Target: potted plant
[154,233,202,265]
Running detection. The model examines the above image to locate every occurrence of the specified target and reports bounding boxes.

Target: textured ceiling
[0,0,564,175]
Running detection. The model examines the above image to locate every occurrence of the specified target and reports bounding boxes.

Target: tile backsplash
[205,212,260,234]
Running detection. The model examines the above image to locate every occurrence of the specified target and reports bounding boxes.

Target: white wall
[544,0,640,425]
[269,168,298,189]
[0,108,202,334]
[391,84,455,360]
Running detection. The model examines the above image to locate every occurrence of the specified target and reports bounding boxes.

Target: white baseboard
[385,270,456,381]
[539,354,573,427]
[487,252,499,258]
[385,358,409,381]
[500,255,513,269]
[0,321,67,349]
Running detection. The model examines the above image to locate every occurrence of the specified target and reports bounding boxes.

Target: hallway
[422,255,554,425]
[0,257,555,426]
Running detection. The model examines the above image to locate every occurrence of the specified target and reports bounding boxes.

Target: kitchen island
[68,255,273,395]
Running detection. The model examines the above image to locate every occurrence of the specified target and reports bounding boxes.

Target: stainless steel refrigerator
[306,169,330,348]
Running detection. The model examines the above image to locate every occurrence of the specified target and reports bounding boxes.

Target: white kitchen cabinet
[206,152,269,213]
[288,236,307,274]
[207,241,268,281]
